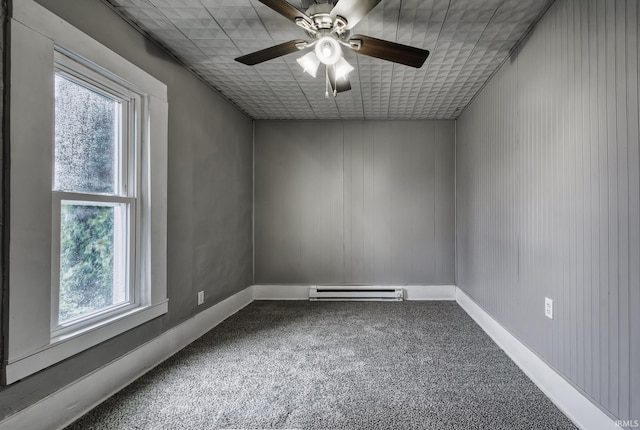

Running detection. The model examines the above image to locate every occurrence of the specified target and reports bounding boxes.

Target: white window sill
[4,300,168,384]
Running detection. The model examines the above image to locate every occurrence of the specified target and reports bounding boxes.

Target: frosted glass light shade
[334,57,354,80]
[297,52,321,78]
[315,36,342,65]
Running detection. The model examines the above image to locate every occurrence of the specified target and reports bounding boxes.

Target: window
[5,0,168,385]
[52,53,140,337]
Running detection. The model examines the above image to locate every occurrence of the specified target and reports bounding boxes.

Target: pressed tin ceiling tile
[106,0,552,120]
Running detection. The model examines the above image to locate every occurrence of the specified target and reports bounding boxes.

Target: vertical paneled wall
[255,120,455,285]
[456,0,639,422]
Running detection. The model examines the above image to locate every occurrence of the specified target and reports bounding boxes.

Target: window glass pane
[59,203,128,323]
[54,74,120,194]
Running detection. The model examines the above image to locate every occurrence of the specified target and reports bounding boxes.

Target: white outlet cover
[545,297,553,319]
[198,291,204,305]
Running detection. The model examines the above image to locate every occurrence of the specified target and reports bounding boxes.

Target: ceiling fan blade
[349,35,429,68]
[235,40,306,65]
[330,0,382,29]
[257,0,311,24]
[328,66,352,94]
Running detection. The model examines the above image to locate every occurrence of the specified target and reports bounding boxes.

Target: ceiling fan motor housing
[300,3,349,38]
[312,13,333,30]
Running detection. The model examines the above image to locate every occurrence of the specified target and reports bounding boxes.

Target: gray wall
[0,0,6,380]
[0,0,253,419]
[456,0,639,422]
[255,120,455,285]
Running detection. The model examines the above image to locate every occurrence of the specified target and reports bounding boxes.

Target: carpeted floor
[66,301,577,429]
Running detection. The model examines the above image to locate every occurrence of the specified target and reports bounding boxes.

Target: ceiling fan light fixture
[297,51,321,78]
[234,0,430,99]
[315,36,342,65]
[334,57,354,80]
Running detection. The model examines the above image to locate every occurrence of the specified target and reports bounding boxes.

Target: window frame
[4,0,169,385]
[50,52,142,338]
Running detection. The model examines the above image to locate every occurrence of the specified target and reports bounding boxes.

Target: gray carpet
[66,301,577,429]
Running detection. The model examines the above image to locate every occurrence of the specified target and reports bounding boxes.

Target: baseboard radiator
[309,286,404,301]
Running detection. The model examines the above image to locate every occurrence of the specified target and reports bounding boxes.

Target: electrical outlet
[197,291,204,305]
[545,297,553,319]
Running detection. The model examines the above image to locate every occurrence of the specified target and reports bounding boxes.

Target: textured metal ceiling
[105,0,551,120]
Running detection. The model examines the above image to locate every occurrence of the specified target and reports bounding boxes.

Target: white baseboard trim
[0,285,255,430]
[253,284,310,300]
[404,285,456,300]
[253,284,457,301]
[455,288,616,430]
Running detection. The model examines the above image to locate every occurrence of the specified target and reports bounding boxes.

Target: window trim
[50,53,143,337]
[4,0,168,385]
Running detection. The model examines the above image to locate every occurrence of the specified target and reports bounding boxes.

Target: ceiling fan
[235,0,430,97]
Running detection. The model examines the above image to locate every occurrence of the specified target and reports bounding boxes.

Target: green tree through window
[59,205,114,321]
